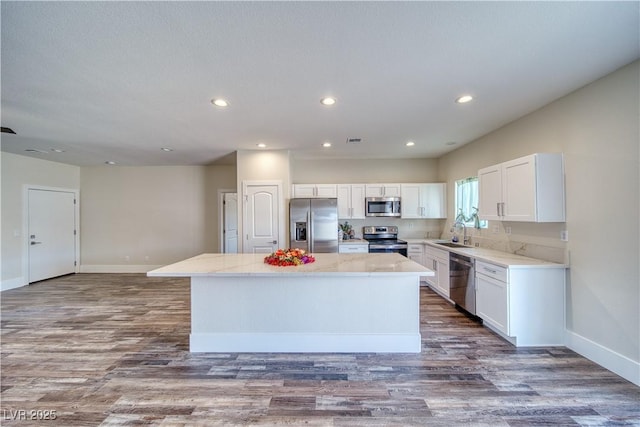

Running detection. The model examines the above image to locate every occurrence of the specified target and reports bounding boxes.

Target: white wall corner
[565,329,640,387]
[1,277,27,292]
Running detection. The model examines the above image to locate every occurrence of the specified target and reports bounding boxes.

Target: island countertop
[147,252,433,278]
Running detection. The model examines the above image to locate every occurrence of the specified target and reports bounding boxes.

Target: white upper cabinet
[478,153,565,222]
[400,183,446,219]
[365,183,401,197]
[337,184,366,219]
[292,184,338,198]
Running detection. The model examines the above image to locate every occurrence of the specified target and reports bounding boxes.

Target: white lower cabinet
[475,260,566,346]
[407,244,424,266]
[424,245,449,298]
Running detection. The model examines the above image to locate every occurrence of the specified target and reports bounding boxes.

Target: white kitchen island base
[148,253,431,353]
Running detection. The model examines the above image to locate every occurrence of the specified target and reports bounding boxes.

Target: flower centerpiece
[264,248,315,266]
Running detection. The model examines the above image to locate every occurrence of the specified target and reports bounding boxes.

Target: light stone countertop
[147,252,433,278]
[404,239,567,269]
[338,238,368,245]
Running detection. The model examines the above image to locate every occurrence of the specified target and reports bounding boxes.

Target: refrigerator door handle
[308,211,313,252]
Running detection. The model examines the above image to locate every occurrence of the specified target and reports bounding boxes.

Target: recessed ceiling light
[51,148,65,153]
[446,141,457,146]
[211,98,229,107]
[161,147,174,152]
[320,97,336,106]
[24,149,47,153]
[105,161,116,165]
[406,141,415,147]
[456,95,473,104]
[322,142,332,148]
[257,143,267,148]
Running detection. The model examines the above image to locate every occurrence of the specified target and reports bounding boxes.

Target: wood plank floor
[1,273,638,426]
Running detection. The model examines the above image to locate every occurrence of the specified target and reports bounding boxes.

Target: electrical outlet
[492,225,500,233]
[505,226,512,234]
[124,255,130,262]
[560,230,569,241]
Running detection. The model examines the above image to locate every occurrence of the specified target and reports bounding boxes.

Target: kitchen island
[148,253,432,353]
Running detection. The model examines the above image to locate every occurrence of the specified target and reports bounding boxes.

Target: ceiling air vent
[346,137,362,144]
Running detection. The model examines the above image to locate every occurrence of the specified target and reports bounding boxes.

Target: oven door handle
[369,244,408,250]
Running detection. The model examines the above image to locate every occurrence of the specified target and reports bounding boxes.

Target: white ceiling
[1,1,638,166]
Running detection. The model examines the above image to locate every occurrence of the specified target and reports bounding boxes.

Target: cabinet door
[476,273,509,335]
[316,184,338,198]
[400,184,422,218]
[435,258,449,297]
[365,184,384,197]
[502,156,536,221]
[336,185,352,219]
[293,184,317,198]
[478,165,502,220]
[423,254,437,287]
[350,184,366,219]
[423,183,446,219]
[383,184,401,197]
[408,253,424,265]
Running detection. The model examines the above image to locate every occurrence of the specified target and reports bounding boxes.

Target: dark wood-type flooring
[1,273,638,426]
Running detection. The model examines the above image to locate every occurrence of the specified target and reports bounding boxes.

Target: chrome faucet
[452,220,470,246]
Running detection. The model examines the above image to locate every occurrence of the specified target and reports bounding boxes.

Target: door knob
[30,241,42,245]
[271,240,277,244]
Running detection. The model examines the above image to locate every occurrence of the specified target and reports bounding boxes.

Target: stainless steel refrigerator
[290,198,339,253]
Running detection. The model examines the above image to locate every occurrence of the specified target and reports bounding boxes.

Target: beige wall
[80,166,210,270]
[236,150,292,253]
[1,152,80,285]
[438,61,639,373]
[291,158,439,183]
[205,164,237,252]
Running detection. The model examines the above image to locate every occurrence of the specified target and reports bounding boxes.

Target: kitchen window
[455,177,487,228]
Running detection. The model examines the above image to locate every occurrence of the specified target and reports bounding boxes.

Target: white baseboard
[190,332,422,353]
[1,277,26,292]
[79,265,162,273]
[565,330,640,387]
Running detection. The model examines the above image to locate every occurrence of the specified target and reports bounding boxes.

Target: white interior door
[244,184,280,253]
[223,193,238,253]
[28,188,77,283]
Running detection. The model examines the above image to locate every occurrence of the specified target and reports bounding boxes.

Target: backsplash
[440,219,569,265]
[339,217,568,265]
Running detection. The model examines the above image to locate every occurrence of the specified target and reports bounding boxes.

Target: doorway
[242,181,283,253]
[222,192,238,253]
[26,187,79,283]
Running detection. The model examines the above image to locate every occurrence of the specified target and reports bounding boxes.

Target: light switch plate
[560,230,569,241]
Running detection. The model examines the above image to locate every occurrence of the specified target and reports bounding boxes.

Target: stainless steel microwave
[365,197,401,217]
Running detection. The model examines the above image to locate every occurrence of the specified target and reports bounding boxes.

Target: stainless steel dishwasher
[449,252,476,315]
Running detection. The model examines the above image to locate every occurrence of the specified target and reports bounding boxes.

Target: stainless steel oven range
[363,226,408,257]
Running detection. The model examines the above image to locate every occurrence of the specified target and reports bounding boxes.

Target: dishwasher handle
[450,254,474,268]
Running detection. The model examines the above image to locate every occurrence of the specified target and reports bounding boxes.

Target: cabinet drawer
[476,261,508,282]
[408,244,424,253]
[338,245,369,253]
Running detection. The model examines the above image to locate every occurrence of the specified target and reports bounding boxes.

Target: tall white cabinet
[400,183,446,219]
[337,184,366,219]
[478,153,565,222]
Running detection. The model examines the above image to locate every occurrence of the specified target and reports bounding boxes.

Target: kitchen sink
[436,242,469,248]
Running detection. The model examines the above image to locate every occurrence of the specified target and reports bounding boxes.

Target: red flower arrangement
[264,248,315,266]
